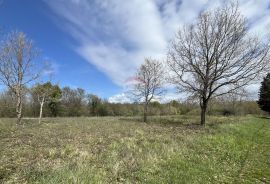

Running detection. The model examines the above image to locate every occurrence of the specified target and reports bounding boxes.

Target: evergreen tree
[258,73,270,114]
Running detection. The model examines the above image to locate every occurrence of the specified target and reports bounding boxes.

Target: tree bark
[16,93,22,125]
[200,101,208,126]
[200,106,206,126]
[39,96,45,124]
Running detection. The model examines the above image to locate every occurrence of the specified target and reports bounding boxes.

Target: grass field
[0,115,269,183]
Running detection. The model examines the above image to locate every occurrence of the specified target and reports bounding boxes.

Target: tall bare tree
[132,58,165,122]
[0,31,39,124]
[167,3,269,125]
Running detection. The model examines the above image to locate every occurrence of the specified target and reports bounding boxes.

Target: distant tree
[132,58,165,122]
[32,82,61,123]
[61,87,86,116]
[47,84,62,117]
[48,97,61,117]
[213,89,248,116]
[0,89,16,117]
[87,94,102,116]
[167,3,270,125]
[258,73,270,115]
[97,102,110,116]
[169,100,181,115]
[0,31,39,124]
[148,101,162,116]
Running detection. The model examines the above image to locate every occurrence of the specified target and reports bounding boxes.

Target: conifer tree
[258,73,270,114]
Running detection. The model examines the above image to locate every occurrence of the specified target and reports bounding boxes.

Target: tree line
[0,85,262,118]
[0,2,269,125]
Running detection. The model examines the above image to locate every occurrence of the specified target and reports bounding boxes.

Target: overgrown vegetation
[0,116,269,183]
[0,89,262,119]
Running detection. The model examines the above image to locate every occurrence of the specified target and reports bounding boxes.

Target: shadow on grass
[119,115,243,132]
[119,117,145,123]
[119,116,185,125]
[259,116,270,119]
[119,116,207,130]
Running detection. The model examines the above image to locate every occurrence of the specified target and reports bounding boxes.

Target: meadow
[0,115,269,183]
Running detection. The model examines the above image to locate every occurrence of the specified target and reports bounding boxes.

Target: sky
[0,0,270,103]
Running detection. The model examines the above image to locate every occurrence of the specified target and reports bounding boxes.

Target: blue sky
[0,0,119,99]
[0,0,270,102]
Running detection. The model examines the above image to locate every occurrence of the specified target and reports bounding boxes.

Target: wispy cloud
[45,0,270,85]
[45,0,270,102]
[45,0,167,85]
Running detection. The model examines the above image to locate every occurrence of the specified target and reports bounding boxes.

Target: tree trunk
[16,93,22,125]
[39,97,45,124]
[200,101,208,126]
[200,106,206,126]
[143,104,148,123]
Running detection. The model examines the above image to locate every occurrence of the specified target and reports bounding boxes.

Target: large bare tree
[132,58,165,122]
[0,31,39,124]
[167,4,269,125]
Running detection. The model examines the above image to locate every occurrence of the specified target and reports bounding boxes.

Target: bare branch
[130,58,165,122]
[167,3,270,125]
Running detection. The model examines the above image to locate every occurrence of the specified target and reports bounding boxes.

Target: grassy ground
[0,115,269,183]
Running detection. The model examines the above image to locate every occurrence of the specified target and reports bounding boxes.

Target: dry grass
[0,116,269,183]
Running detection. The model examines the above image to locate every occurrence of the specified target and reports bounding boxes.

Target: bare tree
[0,31,39,124]
[167,3,269,126]
[132,58,165,122]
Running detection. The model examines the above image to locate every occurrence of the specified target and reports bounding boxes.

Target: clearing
[0,116,269,183]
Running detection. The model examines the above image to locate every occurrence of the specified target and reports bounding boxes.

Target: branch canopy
[0,31,39,92]
[168,3,270,101]
[131,58,165,103]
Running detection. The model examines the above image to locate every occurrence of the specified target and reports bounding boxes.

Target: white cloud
[239,0,270,37]
[158,92,185,103]
[108,93,132,104]
[45,0,270,100]
[45,0,270,86]
[45,0,167,85]
[108,92,184,104]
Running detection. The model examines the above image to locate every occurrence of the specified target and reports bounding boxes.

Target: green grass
[0,116,269,183]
